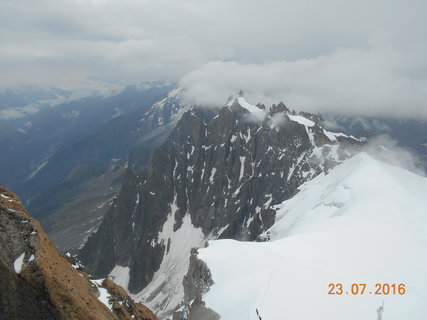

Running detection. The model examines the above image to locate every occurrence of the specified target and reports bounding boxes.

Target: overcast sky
[1,0,427,118]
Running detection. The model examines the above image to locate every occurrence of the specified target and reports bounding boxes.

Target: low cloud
[0,105,40,120]
[268,113,289,128]
[364,135,425,176]
[0,109,26,120]
[179,46,427,119]
[1,0,427,119]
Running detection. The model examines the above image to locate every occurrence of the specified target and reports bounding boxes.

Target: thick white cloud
[180,46,427,119]
[1,0,426,118]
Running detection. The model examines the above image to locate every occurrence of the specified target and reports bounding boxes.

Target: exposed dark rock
[172,248,219,320]
[79,99,363,316]
[0,257,61,320]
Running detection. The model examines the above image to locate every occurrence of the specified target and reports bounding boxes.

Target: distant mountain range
[1,82,178,250]
[1,83,174,198]
[321,114,427,172]
[29,87,189,251]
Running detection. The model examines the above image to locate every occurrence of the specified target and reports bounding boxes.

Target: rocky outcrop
[0,184,157,320]
[102,279,158,320]
[172,248,219,320]
[79,97,363,316]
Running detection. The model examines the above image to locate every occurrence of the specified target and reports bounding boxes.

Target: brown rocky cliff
[102,279,158,320]
[0,184,157,320]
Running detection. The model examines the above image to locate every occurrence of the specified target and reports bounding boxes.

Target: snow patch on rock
[91,279,113,311]
[133,213,205,317]
[13,253,25,273]
[109,265,131,292]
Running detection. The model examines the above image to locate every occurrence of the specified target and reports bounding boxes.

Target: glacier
[198,152,427,320]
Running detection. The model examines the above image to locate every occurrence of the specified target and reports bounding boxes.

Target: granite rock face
[0,184,158,320]
[79,97,362,317]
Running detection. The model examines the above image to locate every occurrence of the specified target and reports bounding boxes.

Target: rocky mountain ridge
[0,184,158,320]
[79,95,363,318]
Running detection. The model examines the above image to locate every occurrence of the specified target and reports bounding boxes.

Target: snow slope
[227,95,267,121]
[132,211,205,314]
[199,153,427,320]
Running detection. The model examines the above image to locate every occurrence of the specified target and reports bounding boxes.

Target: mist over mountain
[0,83,174,200]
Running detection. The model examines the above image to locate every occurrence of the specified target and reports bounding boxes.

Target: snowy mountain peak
[225,94,360,144]
[198,153,427,319]
[226,93,267,120]
[237,96,264,114]
[167,87,182,99]
[270,152,427,240]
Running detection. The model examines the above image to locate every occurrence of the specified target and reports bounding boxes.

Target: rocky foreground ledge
[0,184,158,320]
